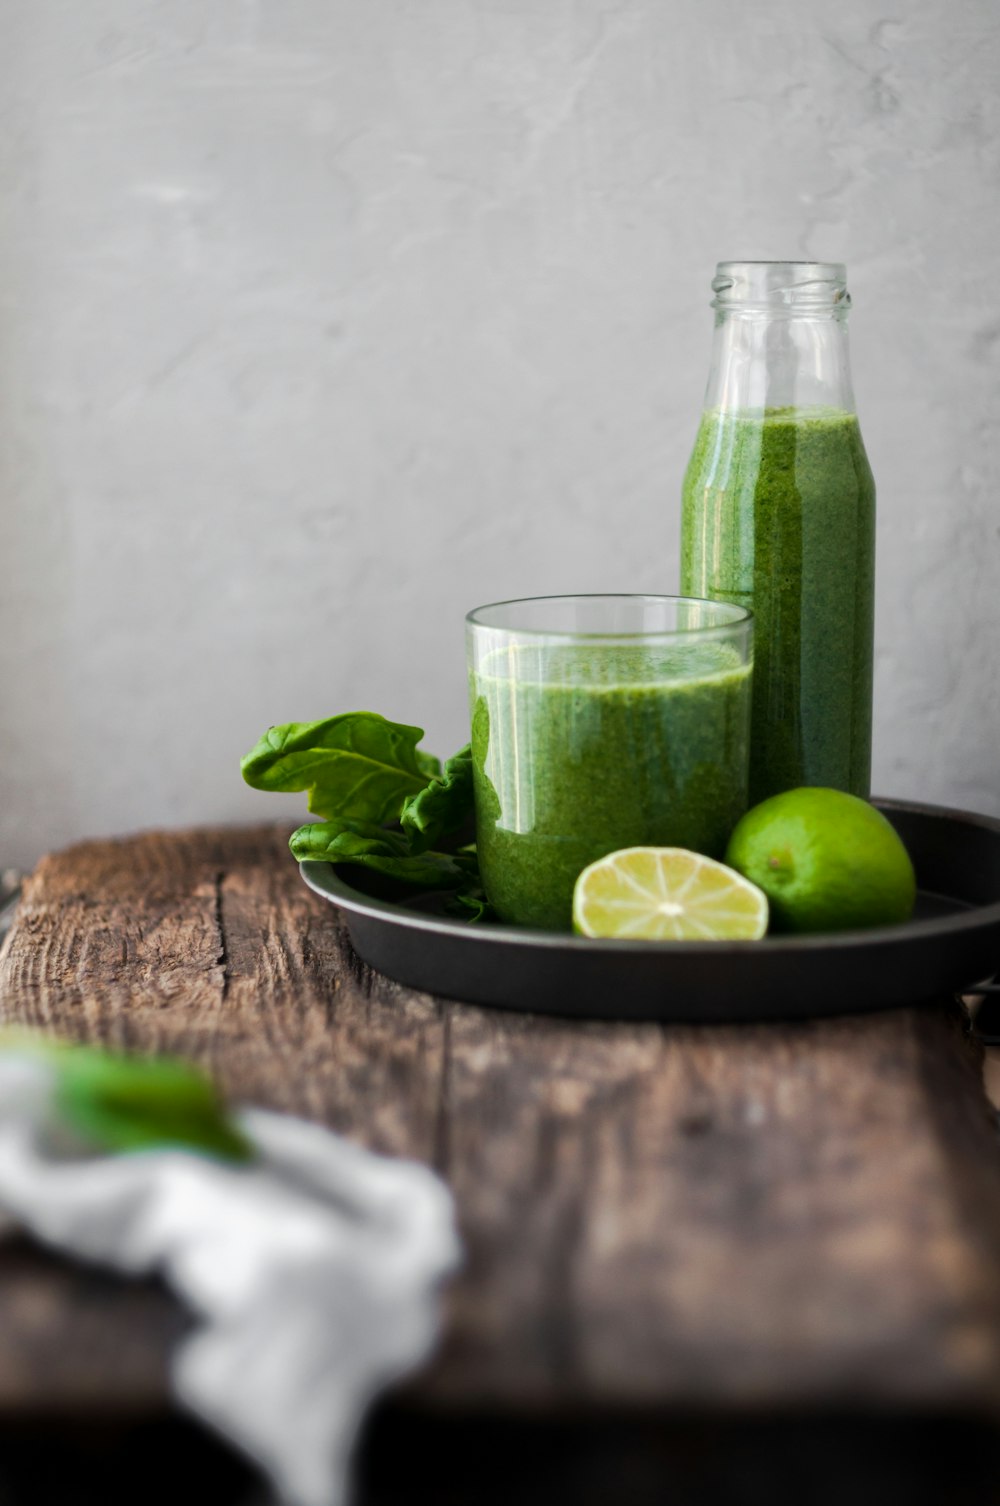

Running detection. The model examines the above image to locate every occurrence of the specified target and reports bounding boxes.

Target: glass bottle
[680,261,875,805]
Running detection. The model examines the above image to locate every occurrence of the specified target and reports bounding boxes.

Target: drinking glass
[466,595,752,930]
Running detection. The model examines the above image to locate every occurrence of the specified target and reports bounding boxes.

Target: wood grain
[1,827,1000,1415]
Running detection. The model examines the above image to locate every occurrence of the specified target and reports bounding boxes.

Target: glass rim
[712,260,850,317]
[715,258,846,273]
[465,593,753,643]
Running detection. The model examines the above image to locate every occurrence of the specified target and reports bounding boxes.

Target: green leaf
[241,713,431,822]
[10,1041,254,1162]
[290,819,469,888]
[400,744,475,854]
[445,885,494,923]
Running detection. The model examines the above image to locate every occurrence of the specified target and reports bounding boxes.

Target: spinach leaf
[3,1037,254,1162]
[290,818,472,889]
[445,886,494,923]
[401,744,475,854]
[55,1051,254,1162]
[243,716,490,921]
[241,713,431,823]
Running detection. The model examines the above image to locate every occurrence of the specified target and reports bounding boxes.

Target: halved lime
[572,847,769,942]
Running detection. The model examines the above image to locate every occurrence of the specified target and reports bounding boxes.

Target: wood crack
[433,1003,453,1177]
[213,870,230,1002]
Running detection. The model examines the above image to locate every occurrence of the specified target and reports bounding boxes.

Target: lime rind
[724,788,916,934]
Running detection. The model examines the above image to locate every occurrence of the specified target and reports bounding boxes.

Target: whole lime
[724,788,916,934]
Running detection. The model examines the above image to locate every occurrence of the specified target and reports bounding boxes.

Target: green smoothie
[470,642,751,930]
[681,407,875,804]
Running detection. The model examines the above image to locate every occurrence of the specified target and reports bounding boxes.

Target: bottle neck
[702,262,857,415]
[703,307,857,415]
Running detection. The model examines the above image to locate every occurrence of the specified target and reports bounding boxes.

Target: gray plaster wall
[1,0,998,868]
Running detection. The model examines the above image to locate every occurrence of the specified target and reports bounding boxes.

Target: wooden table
[2,826,1000,1505]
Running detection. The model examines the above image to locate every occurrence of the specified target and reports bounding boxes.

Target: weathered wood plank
[1,828,1000,1414]
[427,1002,1000,1408]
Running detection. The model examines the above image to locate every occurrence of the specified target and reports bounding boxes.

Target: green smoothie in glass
[680,263,875,805]
[466,596,752,931]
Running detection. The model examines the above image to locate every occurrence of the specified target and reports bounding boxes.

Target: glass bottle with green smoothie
[680,261,875,804]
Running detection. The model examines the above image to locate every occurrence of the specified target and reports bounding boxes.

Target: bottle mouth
[712,261,850,314]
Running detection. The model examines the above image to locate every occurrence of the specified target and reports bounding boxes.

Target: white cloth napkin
[0,1056,461,1506]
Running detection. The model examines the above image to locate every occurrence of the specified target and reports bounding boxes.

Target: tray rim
[299,797,1000,959]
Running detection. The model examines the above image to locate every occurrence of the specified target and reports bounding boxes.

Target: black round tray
[300,800,1000,1022]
